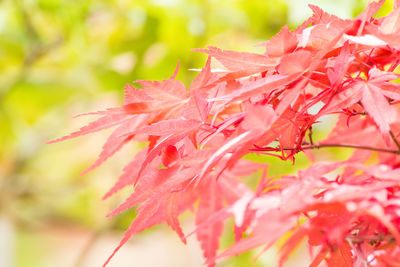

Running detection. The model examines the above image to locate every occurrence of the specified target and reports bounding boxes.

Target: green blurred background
[0,0,393,266]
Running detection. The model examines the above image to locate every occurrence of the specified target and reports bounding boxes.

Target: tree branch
[252,143,400,155]
[298,143,400,154]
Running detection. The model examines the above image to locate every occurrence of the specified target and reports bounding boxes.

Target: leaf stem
[389,130,400,151]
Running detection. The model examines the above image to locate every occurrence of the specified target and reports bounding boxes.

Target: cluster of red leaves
[49,0,400,266]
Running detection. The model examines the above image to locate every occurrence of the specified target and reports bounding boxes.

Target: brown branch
[298,143,400,154]
[252,143,400,155]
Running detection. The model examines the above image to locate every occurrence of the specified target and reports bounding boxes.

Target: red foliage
[49,1,400,266]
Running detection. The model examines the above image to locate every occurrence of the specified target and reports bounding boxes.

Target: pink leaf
[196,178,224,267]
[278,50,312,75]
[82,116,147,174]
[165,193,187,244]
[193,46,277,74]
[47,114,131,144]
[358,80,395,143]
[133,119,201,136]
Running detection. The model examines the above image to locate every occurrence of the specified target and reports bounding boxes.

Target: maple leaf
[261,25,298,57]
[346,68,398,143]
[193,46,278,79]
[196,178,224,267]
[46,114,132,144]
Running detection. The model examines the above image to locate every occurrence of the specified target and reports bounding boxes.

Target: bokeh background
[0,0,395,266]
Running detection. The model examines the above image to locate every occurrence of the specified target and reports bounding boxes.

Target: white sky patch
[344,34,388,46]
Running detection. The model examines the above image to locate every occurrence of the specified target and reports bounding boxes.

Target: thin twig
[390,130,400,151]
[299,143,400,154]
[308,126,314,145]
[252,143,400,155]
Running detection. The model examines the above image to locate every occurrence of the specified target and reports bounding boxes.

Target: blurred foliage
[0,0,385,266]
